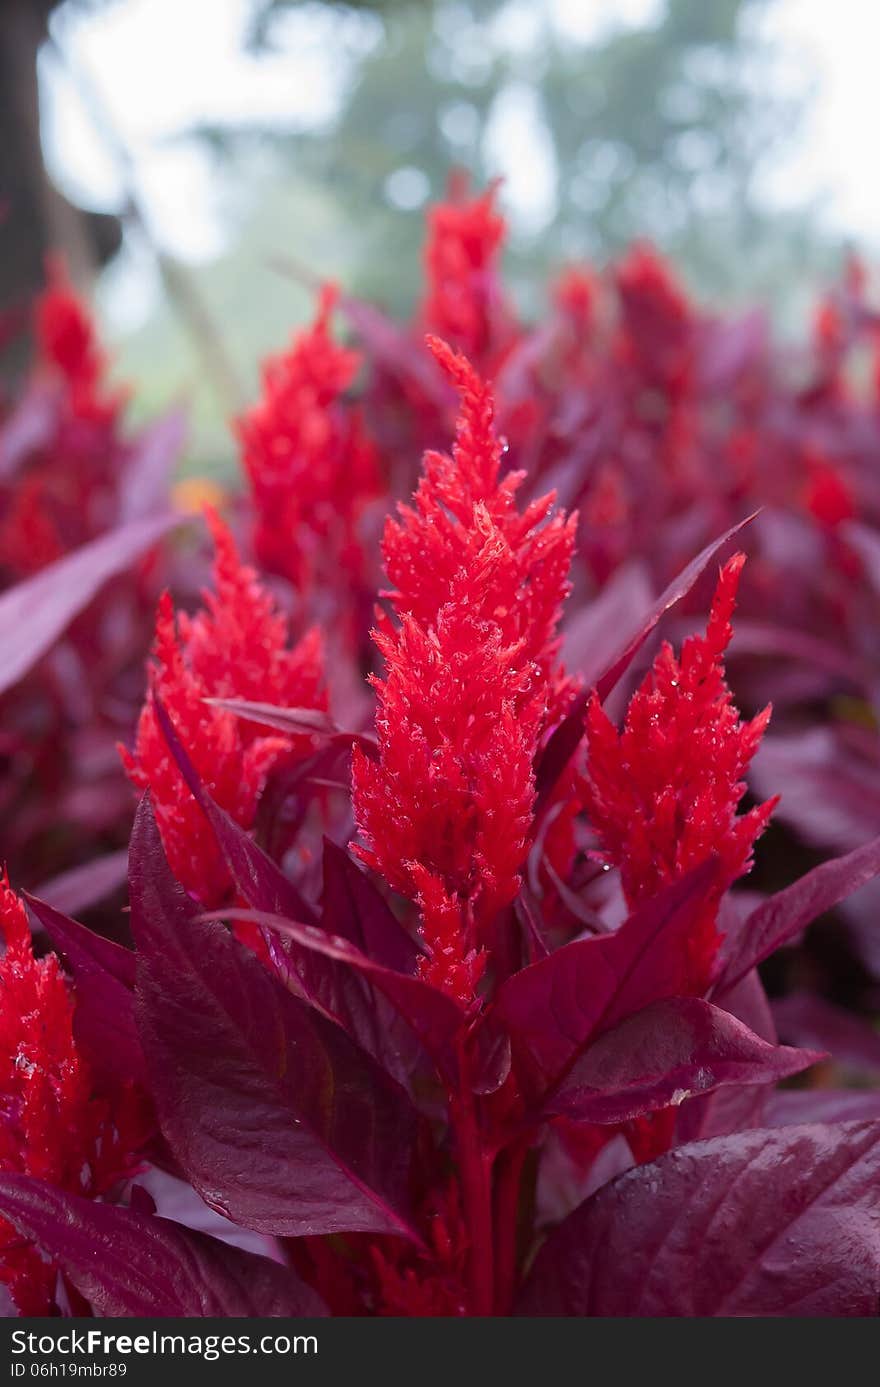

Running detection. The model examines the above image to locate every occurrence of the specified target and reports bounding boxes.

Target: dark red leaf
[210,906,465,1088]
[129,796,421,1241]
[717,833,880,993]
[24,892,142,1087]
[321,838,423,972]
[0,1175,324,1318]
[119,407,186,522]
[536,515,756,802]
[33,850,129,919]
[151,704,427,1084]
[0,514,179,696]
[492,860,720,1112]
[206,690,374,748]
[772,992,880,1074]
[518,1121,880,1316]
[546,996,820,1123]
[153,694,317,924]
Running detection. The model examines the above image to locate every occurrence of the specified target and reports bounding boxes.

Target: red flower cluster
[421,179,511,366]
[0,261,126,580]
[0,261,181,896]
[122,511,325,904]
[0,878,141,1314]
[3,185,880,1322]
[584,554,776,990]
[352,337,576,999]
[33,256,122,425]
[236,283,379,597]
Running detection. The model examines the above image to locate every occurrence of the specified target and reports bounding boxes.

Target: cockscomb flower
[614,241,694,394]
[236,283,379,594]
[34,257,121,424]
[421,180,510,366]
[352,340,575,999]
[382,336,578,717]
[583,554,775,991]
[0,877,142,1315]
[122,511,326,905]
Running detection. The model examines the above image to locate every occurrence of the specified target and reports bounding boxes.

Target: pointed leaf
[0,1175,324,1318]
[209,907,465,1088]
[205,696,376,753]
[130,797,420,1241]
[154,694,317,924]
[537,515,756,801]
[518,1121,880,1316]
[561,561,653,689]
[24,892,142,1086]
[493,860,720,1113]
[33,850,129,919]
[546,997,821,1123]
[718,833,880,993]
[321,839,422,972]
[0,513,179,695]
[772,991,880,1074]
[152,703,425,1084]
[119,406,186,522]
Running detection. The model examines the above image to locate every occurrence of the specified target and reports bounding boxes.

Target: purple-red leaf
[24,891,142,1086]
[561,561,653,689]
[129,796,421,1241]
[119,407,186,522]
[518,1121,880,1316]
[33,850,129,919]
[151,703,427,1083]
[0,513,179,696]
[321,839,422,972]
[153,694,317,925]
[717,833,880,993]
[593,512,758,701]
[0,1175,324,1318]
[493,860,719,1112]
[772,991,880,1074]
[211,906,465,1088]
[205,696,375,753]
[536,515,756,801]
[546,997,821,1123]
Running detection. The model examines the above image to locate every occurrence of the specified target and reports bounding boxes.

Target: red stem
[493,1139,528,1315]
[452,1040,495,1316]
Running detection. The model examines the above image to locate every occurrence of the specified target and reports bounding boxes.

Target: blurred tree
[230,0,834,313]
[0,0,121,379]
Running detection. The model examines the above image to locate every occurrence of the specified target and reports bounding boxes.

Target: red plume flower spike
[122,511,326,905]
[236,283,379,594]
[422,179,509,365]
[0,877,141,1315]
[34,256,122,425]
[352,338,575,1000]
[584,554,776,992]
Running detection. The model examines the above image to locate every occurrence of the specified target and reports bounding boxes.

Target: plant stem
[492,1139,528,1315]
[452,1043,495,1316]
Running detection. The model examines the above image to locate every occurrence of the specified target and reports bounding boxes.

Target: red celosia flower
[34,257,121,424]
[614,241,694,394]
[382,336,578,716]
[421,179,510,366]
[0,877,142,1314]
[583,554,775,991]
[553,265,596,339]
[122,511,326,905]
[371,1182,469,1316]
[236,284,379,595]
[352,338,575,999]
[0,475,64,577]
[804,455,856,528]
